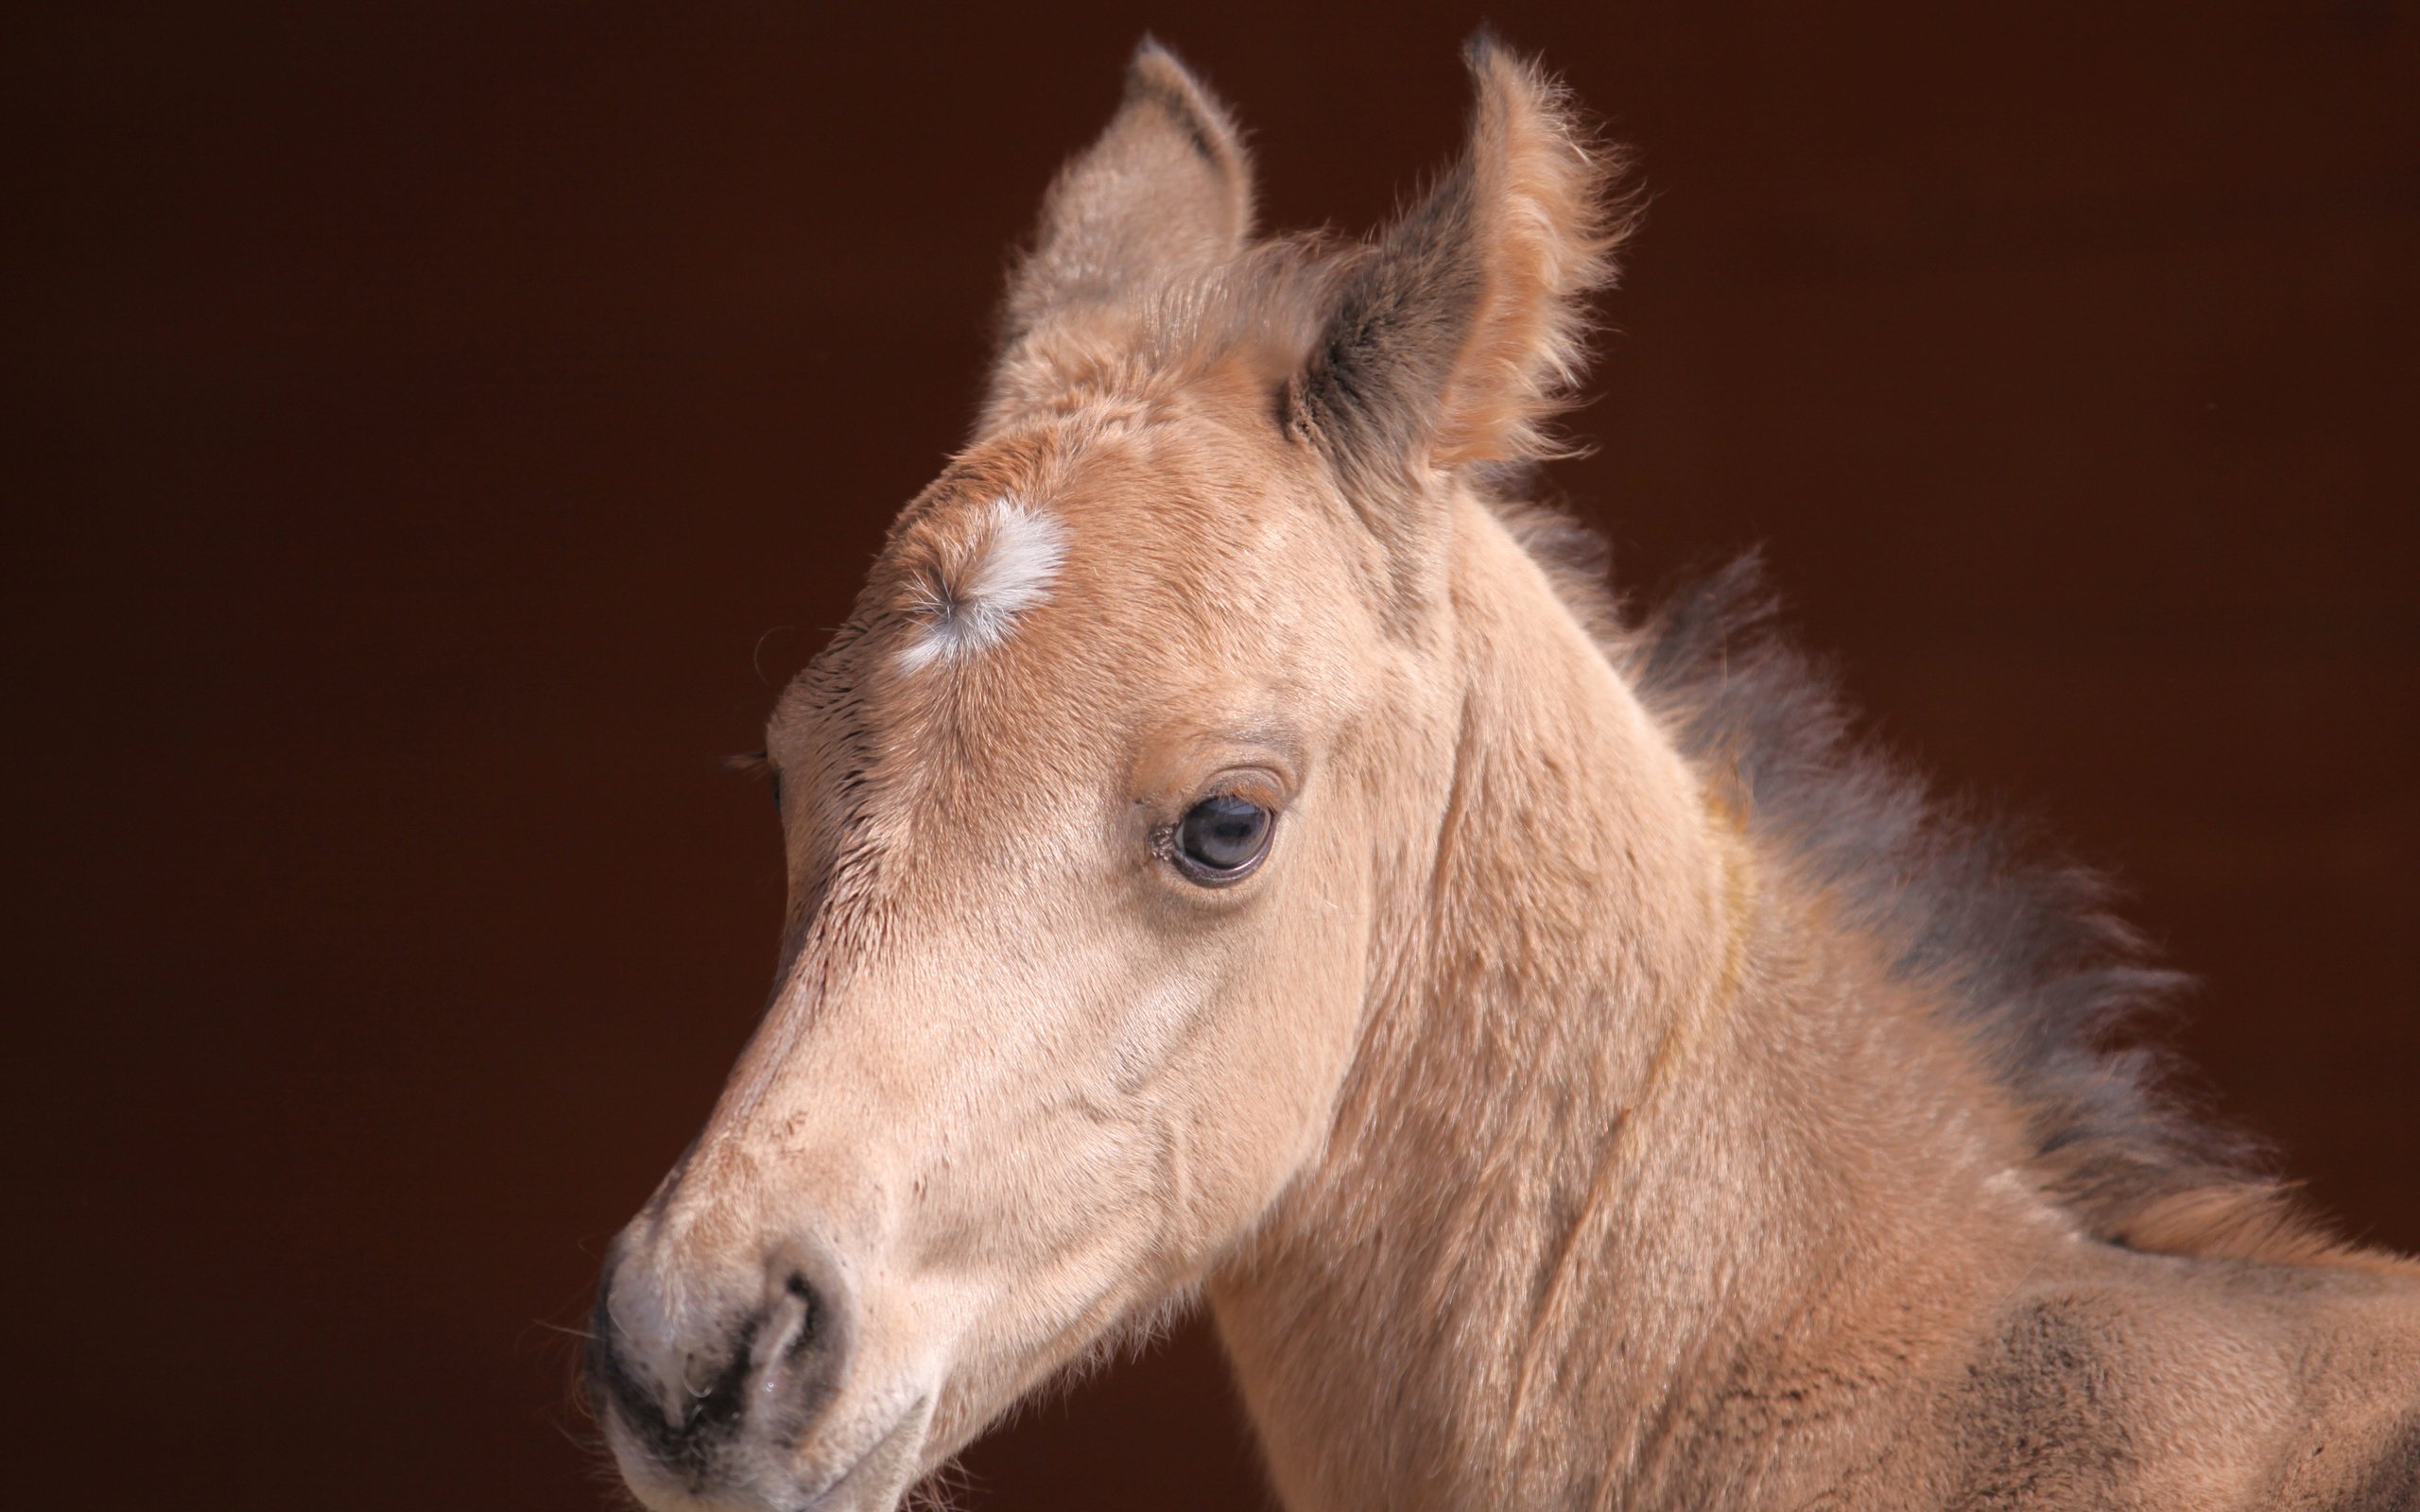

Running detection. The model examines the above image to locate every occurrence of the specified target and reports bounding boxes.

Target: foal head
[590,40,1621,1511]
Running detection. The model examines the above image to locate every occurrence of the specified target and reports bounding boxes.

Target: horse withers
[587,39,2420,1512]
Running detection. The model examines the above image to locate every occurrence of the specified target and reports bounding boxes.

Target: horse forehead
[771,419,1318,770]
[886,421,1300,639]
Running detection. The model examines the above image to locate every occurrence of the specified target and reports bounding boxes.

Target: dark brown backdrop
[7,4,2413,1508]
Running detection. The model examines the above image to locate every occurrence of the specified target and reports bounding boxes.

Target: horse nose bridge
[666,1083,883,1244]
[645,993,853,1224]
[705,943,922,1118]
[600,956,933,1376]
[631,1058,908,1299]
[694,972,960,1178]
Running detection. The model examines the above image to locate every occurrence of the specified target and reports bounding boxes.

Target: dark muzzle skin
[587,1232,856,1502]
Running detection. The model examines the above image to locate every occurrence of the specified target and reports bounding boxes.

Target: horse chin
[789,1397,933,1512]
[605,1389,936,1512]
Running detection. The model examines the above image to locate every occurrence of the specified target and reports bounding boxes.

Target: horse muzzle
[588,1231,931,1512]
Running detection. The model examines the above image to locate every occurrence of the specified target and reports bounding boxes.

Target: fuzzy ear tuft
[991,42,1253,373]
[1287,38,1630,481]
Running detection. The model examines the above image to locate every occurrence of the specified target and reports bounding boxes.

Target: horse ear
[1287,38,1625,485]
[988,42,1252,394]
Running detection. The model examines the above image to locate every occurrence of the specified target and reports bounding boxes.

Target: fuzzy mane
[984,33,2377,1271]
[1498,511,2378,1270]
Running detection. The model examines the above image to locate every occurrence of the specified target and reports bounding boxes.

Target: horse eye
[1173,794,1272,884]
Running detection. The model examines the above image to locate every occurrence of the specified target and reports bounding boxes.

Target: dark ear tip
[1124,35,1195,101]
[1462,26,1556,101]
[1119,37,1244,171]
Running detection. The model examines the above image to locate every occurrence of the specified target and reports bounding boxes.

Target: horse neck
[1206,500,2059,1512]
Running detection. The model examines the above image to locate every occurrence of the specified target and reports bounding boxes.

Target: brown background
[7,3,2414,1508]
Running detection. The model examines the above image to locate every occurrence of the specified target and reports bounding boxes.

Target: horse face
[590,37,1611,1509]
[590,403,1423,1510]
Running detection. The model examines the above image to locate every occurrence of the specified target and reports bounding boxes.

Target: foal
[590,41,2420,1511]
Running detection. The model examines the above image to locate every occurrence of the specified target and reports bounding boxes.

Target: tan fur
[1426,45,1628,467]
[592,41,2420,1512]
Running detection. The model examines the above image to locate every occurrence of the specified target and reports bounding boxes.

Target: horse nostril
[762,1265,846,1399]
[783,1272,823,1361]
[754,1242,854,1419]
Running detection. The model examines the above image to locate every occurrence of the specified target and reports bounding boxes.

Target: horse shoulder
[2263,1261,2420,1511]
[1929,1246,2420,1510]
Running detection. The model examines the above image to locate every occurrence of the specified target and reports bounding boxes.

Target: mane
[1498,507,2378,1269]
[1018,173,2377,1267]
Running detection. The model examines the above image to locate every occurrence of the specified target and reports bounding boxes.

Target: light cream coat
[590,41,2420,1512]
